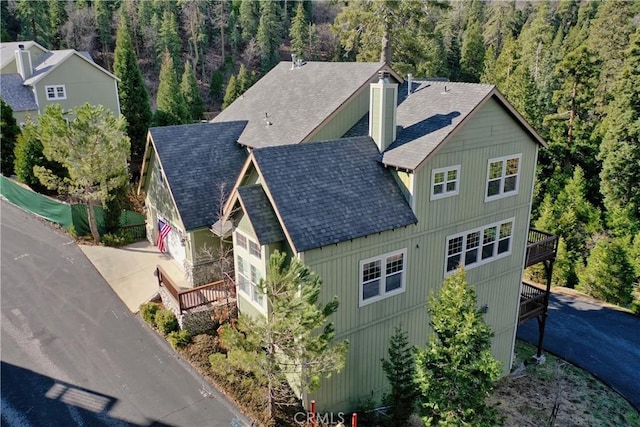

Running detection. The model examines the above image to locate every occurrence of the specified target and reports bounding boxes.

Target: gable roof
[0,41,47,69]
[0,73,38,112]
[345,80,546,171]
[23,49,117,85]
[237,185,285,245]
[248,136,417,253]
[212,61,397,149]
[148,121,248,231]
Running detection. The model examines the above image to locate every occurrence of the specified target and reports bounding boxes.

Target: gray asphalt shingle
[212,61,386,148]
[0,73,38,112]
[151,121,248,231]
[252,137,418,252]
[237,185,285,245]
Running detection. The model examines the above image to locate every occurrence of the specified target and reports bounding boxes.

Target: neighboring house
[139,60,546,411]
[221,72,545,410]
[137,121,247,285]
[0,41,120,124]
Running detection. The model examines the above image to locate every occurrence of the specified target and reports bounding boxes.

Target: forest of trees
[2,0,638,310]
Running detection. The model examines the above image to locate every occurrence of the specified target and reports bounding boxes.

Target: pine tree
[256,0,281,72]
[34,104,130,243]
[598,27,640,232]
[211,251,349,423]
[94,0,114,64]
[16,0,50,46]
[1,99,21,176]
[222,74,238,109]
[180,61,204,122]
[48,0,67,49]
[578,238,635,306]
[381,325,418,426]
[415,269,502,427]
[236,64,250,95]
[239,0,259,44]
[209,69,224,101]
[155,49,188,126]
[114,9,152,164]
[290,2,307,58]
[14,123,66,194]
[157,10,182,71]
[460,19,485,83]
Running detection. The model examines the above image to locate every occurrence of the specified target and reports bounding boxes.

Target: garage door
[166,227,186,268]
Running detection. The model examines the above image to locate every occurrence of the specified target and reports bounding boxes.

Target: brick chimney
[369,71,398,152]
[15,44,32,80]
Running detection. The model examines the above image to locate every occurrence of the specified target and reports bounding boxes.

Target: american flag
[157,220,172,253]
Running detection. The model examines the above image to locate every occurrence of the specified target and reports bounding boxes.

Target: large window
[446,219,514,273]
[45,85,66,100]
[359,249,407,306]
[485,154,521,201]
[235,231,266,311]
[431,165,460,200]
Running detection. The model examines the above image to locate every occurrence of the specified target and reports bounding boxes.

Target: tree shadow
[391,111,462,149]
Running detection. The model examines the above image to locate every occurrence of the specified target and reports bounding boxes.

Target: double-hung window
[485,154,521,201]
[45,85,66,100]
[359,249,407,306]
[234,231,266,310]
[445,219,514,273]
[431,165,460,200]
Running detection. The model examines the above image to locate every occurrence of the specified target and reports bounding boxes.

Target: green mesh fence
[1,175,145,236]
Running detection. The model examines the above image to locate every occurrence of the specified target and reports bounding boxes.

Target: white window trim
[359,248,407,307]
[45,85,66,100]
[485,154,522,202]
[234,230,266,313]
[155,157,165,187]
[431,165,461,200]
[444,218,515,276]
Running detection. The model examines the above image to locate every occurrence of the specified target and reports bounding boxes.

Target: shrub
[155,309,179,335]
[101,229,135,247]
[67,224,78,239]
[168,329,191,349]
[140,302,160,326]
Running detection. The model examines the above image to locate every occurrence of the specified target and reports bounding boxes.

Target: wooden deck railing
[156,265,235,313]
[525,229,558,267]
[518,281,547,324]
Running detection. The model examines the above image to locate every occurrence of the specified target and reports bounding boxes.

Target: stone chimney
[15,44,32,80]
[369,70,398,153]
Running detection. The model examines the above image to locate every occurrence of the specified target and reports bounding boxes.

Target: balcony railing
[525,229,558,267]
[518,281,547,324]
[156,266,236,313]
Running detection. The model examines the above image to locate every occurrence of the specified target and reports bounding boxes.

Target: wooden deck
[156,265,236,314]
[525,229,558,267]
[519,281,547,324]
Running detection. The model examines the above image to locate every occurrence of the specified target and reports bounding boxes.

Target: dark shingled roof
[252,137,418,252]
[212,61,386,149]
[151,121,248,231]
[237,185,285,245]
[0,74,38,112]
[344,80,495,171]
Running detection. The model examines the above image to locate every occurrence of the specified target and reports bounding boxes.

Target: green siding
[300,97,539,411]
[12,110,38,125]
[35,54,119,116]
[190,228,225,266]
[307,88,370,142]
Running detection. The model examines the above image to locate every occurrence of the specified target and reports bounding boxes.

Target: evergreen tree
[94,0,114,64]
[209,69,224,100]
[155,49,189,126]
[480,45,497,84]
[577,238,635,306]
[236,63,250,95]
[157,10,182,71]
[381,325,418,426]
[256,0,281,72]
[34,104,130,243]
[222,74,238,109]
[211,251,349,423]
[48,0,67,49]
[289,2,307,59]
[180,61,204,122]
[483,0,517,55]
[239,0,258,43]
[415,269,502,427]
[14,122,66,194]
[460,19,484,83]
[598,27,640,231]
[16,0,50,45]
[113,9,152,163]
[1,99,21,176]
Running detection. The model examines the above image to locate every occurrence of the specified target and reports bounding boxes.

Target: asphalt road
[517,291,640,411]
[1,200,250,427]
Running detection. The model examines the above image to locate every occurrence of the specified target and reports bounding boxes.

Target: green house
[0,41,120,124]
[139,61,545,411]
[221,70,545,411]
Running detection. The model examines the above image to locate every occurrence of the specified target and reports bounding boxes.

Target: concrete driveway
[517,289,640,411]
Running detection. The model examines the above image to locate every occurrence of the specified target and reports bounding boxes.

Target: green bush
[168,329,191,349]
[101,229,135,247]
[67,224,78,239]
[140,302,160,326]
[155,309,179,335]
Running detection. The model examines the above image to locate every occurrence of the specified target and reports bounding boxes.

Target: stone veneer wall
[158,285,237,335]
[184,259,218,287]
